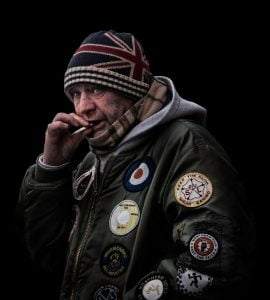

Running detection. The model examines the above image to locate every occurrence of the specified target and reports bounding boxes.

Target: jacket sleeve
[16,162,73,272]
[159,143,255,299]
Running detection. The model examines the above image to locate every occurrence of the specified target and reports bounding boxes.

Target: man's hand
[43,112,92,166]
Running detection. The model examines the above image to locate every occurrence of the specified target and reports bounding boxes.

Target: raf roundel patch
[189,233,219,261]
[73,164,96,200]
[177,267,213,297]
[110,200,140,236]
[124,157,156,192]
[100,243,130,278]
[93,284,120,300]
[136,272,169,300]
[174,172,213,207]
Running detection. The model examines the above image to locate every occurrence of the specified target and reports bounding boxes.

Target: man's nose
[76,92,96,115]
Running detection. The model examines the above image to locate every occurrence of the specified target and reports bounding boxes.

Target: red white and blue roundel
[123,157,156,192]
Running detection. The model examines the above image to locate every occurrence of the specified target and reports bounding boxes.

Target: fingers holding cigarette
[49,113,93,138]
[71,124,93,135]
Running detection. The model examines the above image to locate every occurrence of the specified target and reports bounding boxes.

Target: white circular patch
[177,267,213,297]
[129,163,149,185]
[189,233,219,261]
[110,200,140,236]
[136,272,169,299]
[142,279,164,300]
[175,172,213,207]
[73,164,96,200]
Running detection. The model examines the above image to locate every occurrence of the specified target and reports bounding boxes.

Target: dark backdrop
[6,5,265,299]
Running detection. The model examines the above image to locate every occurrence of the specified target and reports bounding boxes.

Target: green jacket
[18,118,254,299]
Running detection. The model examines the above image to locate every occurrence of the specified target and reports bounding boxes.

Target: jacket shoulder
[157,119,214,147]
[154,119,230,161]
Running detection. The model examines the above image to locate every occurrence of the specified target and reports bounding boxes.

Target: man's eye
[70,91,80,98]
[93,87,103,94]
[87,86,106,98]
[87,86,104,94]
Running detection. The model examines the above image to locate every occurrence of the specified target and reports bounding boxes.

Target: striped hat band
[64,66,150,101]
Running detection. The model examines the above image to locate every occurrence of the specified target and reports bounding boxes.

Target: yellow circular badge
[175,172,213,207]
[109,200,140,236]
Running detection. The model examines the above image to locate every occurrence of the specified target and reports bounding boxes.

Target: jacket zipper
[69,156,114,300]
[69,160,99,300]
[69,189,97,299]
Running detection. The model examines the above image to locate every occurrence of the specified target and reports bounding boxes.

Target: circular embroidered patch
[73,164,96,200]
[100,244,129,277]
[110,200,140,236]
[68,205,80,242]
[124,157,156,192]
[93,284,120,300]
[174,172,213,207]
[177,267,212,297]
[136,272,169,299]
[189,233,219,261]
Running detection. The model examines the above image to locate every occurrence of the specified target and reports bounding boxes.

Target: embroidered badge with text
[110,200,140,236]
[93,284,120,300]
[175,172,213,207]
[189,233,219,261]
[136,272,169,299]
[100,244,129,277]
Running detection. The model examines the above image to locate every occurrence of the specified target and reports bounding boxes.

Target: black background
[6,4,266,298]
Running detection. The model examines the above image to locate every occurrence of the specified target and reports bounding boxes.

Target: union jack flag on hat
[64,30,152,101]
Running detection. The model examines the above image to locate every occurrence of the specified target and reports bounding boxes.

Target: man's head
[64,30,152,102]
[69,82,134,138]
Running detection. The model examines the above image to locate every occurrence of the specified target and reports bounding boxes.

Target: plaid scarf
[88,79,168,150]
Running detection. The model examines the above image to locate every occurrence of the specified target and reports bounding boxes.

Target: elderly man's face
[70,83,134,138]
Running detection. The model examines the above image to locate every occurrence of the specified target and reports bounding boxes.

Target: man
[17,30,254,299]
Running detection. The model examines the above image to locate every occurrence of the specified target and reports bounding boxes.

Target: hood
[115,76,207,150]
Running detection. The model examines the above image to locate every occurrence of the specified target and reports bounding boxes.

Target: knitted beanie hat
[64,30,152,101]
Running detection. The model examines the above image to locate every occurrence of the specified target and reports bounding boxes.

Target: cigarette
[71,124,92,136]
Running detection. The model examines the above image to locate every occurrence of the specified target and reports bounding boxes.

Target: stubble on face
[90,92,134,138]
[104,94,134,124]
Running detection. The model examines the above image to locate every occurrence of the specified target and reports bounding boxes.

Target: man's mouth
[89,120,103,127]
